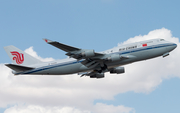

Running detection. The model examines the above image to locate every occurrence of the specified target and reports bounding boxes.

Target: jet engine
[110,67,125,74]
[81,50,95,58]
[90,73,104,78]
[107,54,121,62]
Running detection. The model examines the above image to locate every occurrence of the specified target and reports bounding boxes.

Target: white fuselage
[14,39,177,75]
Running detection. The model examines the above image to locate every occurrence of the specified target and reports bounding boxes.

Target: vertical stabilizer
[4,45,42,66]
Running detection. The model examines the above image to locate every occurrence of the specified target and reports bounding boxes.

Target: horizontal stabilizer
[5,64,34,72]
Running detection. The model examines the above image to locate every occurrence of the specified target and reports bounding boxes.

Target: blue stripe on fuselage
[16,43,176,75]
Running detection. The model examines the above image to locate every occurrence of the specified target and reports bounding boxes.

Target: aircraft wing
[43,39,135,72]
[43,39,80,52]
[43,39,135,78]
[43,38,104,60]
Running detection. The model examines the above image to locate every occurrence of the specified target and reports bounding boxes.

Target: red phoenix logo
[10,51,24,64]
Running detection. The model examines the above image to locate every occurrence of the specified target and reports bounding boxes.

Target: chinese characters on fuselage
[119,45,137,51]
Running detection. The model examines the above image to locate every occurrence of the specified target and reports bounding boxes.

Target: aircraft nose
[173,43,177,49]
[166,42,177,52]
[170,43,177,51]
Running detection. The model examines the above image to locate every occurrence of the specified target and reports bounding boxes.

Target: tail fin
[4,45,42,66]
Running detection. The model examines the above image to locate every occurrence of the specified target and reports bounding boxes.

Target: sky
[0,0,180,113]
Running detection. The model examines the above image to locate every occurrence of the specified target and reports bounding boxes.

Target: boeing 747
[4,38,177,78]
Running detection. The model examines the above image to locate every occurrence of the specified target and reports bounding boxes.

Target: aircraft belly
[33,63,86,75]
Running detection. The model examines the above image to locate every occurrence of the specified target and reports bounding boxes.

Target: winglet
[43,38,53,43]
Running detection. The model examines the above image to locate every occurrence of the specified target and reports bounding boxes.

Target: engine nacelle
[110,67,125,74]
[90,73,104,78]
[107,54,121,62]
[81,50,95,58]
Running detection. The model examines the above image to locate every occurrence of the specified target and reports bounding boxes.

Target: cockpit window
[160,39,165,41]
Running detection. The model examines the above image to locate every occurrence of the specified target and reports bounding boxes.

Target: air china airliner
[4,38,177,78]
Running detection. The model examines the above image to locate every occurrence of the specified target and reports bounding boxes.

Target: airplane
[4,38,177,78]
